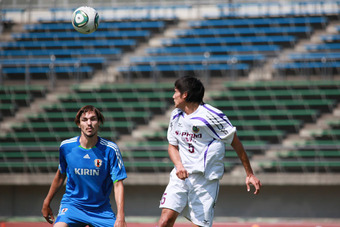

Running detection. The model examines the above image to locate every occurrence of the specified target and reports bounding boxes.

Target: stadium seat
[305,43,340,52]
[161,36,296,47]
[187,17,327,28]
[129,54,264,64]
[174,26,312,38]
[12,30,151,42]
[2,66,94,80]
[0,85,47,119]
[259,160,340,172]
[24,21,166,32]
[0,93,33,107]
[0,48,122,59]
[146,45,281,56]
[1,40,137,51]
[118,63,250,78]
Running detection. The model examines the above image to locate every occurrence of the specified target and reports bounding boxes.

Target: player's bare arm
[114,180,127,227]
[168,144,189,180]
[42,169,66,224]
[231,133,262,194]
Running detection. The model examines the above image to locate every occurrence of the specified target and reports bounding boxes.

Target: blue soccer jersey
[58,136,127,210]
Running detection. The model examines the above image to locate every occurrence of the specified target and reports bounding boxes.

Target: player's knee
[158,216,176,227]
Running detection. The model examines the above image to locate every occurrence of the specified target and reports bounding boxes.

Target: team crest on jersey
[192,126,200,133]
[94,159,102,168]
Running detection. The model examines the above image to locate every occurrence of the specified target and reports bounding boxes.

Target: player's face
[78,111,100,138]
[173,88,187,110]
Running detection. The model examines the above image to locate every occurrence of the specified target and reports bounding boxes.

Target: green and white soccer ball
[72,6,99,34]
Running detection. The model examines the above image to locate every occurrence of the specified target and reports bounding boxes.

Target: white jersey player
[167,103,236,180]
[158,76,261,227]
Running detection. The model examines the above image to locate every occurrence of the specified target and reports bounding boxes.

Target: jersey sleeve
[208,114,236,145]
[109,144,127,183]
[199,104,236,145]
[58,145,67,174]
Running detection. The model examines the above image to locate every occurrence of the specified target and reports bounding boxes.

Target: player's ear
[182,91,188,99]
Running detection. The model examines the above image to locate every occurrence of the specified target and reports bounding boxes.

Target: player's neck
[183,102,199,115]
[79,134,98,149]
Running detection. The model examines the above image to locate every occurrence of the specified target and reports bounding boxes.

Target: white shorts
[159,169,219,227]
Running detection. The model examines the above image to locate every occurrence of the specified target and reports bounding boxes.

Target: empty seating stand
[118,54,261,79]
[223,81,340,173]
[0,57,99,81]
[12,30,151,42]
[160,36,296,47]
[188,17,328,29]
[0,19,173,84]
[0,85,47,118]
[146,45,281,56]
[1,48,122,59]
[0,82,174,173]
[275,21,340,77]
[261,138,340,173]
[209,80,340,151]
[25,20,167,32]
[174,26,312,39]
[119,15,327,80]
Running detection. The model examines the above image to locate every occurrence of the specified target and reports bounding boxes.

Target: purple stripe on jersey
[204,139,215,168]
[191,116,221,139]
[172,111,183,120]
[203,104,233,127]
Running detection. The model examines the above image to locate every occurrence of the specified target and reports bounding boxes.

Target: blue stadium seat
[129,54,264,64]
[188,17,327,28]
[288,52,340,61]
[305,43,340,52]
[12,30,151,41]
[274,61,340,75]
[118,63,249,72]
[0,57,106,67]
[146,45,280,55]
[0,48,121,58]
[174,26,312,38]
[274,61,340,69]
[2,66,93,74]
[0,40,137,50]
[0,57,102,80]
[320,34,340,43]
[24,21,166,31]
[117,63,249,78]
[161,36,296,47]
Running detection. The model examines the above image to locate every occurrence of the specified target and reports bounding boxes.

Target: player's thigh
[185,177,219,227]
[159,177,188,213]
[54,222,69,227]
[88,208,115,227]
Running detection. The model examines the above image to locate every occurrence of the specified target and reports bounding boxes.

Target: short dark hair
[74,105,105,126]
[174,76,205,104]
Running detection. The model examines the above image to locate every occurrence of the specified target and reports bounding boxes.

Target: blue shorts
[55,203,116,227]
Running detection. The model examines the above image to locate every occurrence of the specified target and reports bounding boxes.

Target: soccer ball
[72,6,99,34]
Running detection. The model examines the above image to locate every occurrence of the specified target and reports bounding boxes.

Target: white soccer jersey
[167,103,236,180]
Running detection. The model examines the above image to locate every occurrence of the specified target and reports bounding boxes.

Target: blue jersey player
[42,105,127,227]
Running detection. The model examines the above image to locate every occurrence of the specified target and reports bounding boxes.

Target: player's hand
[41,203,55,224]
[114,218,127,227]
[246,174,262,195]
[176,166,189,180]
